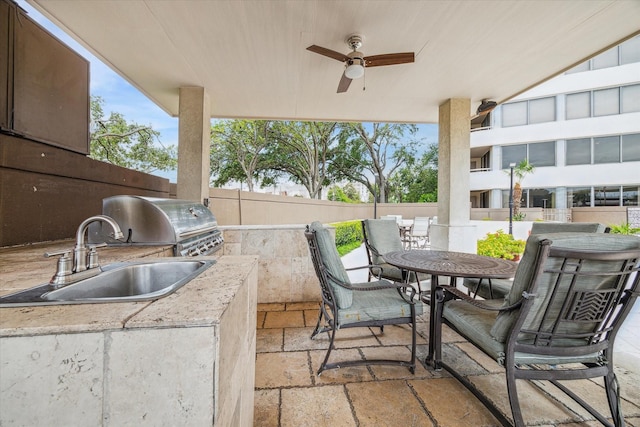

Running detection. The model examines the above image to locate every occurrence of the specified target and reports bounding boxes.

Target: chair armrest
[345,264,384,280]
[352,280,418,303]
[439,285,522,312]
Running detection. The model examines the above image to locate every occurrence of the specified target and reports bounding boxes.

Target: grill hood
[89,196,222,254]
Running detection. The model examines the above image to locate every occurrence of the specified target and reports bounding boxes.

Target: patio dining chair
[304,221,423,375]
[431,232,640,427]
[361,219,430,292]
[464,222,607,300]
[407,216,430,249]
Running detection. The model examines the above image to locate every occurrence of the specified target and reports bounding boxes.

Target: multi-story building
[470,35,640,217]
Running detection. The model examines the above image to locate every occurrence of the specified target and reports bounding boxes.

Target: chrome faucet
[45,215,124,287]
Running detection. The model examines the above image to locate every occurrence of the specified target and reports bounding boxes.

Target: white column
[430,98,477,253]
[177,87,210,204]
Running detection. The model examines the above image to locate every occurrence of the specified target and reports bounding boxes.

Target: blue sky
[19,0,438,184]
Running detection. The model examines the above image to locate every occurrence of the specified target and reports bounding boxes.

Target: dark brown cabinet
[1,0,89,153]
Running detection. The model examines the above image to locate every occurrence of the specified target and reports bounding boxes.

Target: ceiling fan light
[345,61,364,79]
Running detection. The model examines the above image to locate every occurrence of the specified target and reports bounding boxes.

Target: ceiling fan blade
[307,45,350,62]
[337,72,352,93]
[364,52,415,67]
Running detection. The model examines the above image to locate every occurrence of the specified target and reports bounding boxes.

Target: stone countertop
[0,241,258,337]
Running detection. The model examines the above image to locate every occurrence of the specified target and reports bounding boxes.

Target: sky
[18,0,438,185]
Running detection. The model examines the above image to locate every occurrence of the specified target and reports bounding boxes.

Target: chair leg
[506,366,526,427]
[429,287,444,369]
[317,324,337,375]
[605,369,624,427]
[311,303,326,339]
[410,303,417,374]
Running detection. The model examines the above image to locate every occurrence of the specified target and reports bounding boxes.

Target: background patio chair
[407,216,430,249]
[305,221,423,375]
[361,219,430,292]
[464,222,607,300]
[431,232,640,426]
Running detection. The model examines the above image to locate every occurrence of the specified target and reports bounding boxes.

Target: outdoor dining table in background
[383,250,518,367]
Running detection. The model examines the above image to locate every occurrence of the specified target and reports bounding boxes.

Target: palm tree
[511,159,535,218]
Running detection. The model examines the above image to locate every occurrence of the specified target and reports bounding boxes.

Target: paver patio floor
[254,301,640,427]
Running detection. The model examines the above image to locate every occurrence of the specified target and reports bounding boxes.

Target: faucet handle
[44,249,72,258]
[44,250,73,286]
[87,243,107,269]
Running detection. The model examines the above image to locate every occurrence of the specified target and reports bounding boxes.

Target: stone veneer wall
[220,225,320,304]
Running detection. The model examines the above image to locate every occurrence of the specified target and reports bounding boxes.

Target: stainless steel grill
[89,195,223,256]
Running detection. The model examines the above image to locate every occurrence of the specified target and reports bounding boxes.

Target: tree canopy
[209,119,436,203]
[330,123,423,202]
[89,95,176,173]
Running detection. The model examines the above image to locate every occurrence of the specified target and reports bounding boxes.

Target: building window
[502,144,526,169]
[566,138,591,165]
[502,97,555,127]
[566,85,638,119]
[620,35,640,65]
[592,47,619,70]
[567,133,640,165]
[594,186,621,206]
[502,101,528,127]
[622,133,640,162]
[529,188,555,208]
[529,97,556,123]
[567,187,591,207]
[566,35,640,72]
[501,189,528,209]
[566,91,590,119]
[622,186,639,206]
[621,84,640,113]
[528,141,556,166]
[593,87,620,116]
[594,136,620,164]
[502,141,556,169]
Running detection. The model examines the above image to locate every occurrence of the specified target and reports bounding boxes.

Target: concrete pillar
[177,87,210,204]
[430,98,477,253]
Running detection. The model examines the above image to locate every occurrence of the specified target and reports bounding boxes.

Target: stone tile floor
[254,301,640,427]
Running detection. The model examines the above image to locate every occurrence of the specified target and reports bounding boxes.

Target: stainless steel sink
[0,259,215,307]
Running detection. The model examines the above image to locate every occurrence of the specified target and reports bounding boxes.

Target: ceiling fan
[307,35,414,93]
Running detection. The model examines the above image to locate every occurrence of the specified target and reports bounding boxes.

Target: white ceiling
[27,0,640,124]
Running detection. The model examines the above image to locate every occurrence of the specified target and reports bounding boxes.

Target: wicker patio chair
[305,221,423,375]
[431,232,640,426]
[361,219,430,292]
[464,222,607,300]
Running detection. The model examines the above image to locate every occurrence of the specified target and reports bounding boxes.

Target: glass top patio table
[384,250,518,367]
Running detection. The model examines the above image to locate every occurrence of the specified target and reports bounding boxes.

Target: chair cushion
[462,277,513,300]
[530,222,606,234]
[490,233,640,343]
[444,300,603,366]
[338,283,423,325]
[363,219,404,265]
[309,221,353,309]
[464,223,606,301]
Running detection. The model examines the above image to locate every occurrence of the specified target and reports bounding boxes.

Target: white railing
[543,209,571,222]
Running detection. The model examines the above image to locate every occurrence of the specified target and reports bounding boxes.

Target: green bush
[477,229,525,261]
[609,223,640,235]
[330,220,363,247]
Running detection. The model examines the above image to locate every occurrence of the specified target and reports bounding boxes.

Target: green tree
[509,159,535,218]
[209,120,279,191]
[89,96,176,173]
[388,144,438,202]
[327,183,361,203]
[267,121,338,199]
[331,123,421,202]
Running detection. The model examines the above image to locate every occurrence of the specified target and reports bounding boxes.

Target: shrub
[330,220,363,248]
[609,223,640,235]
[477,229,525,261]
